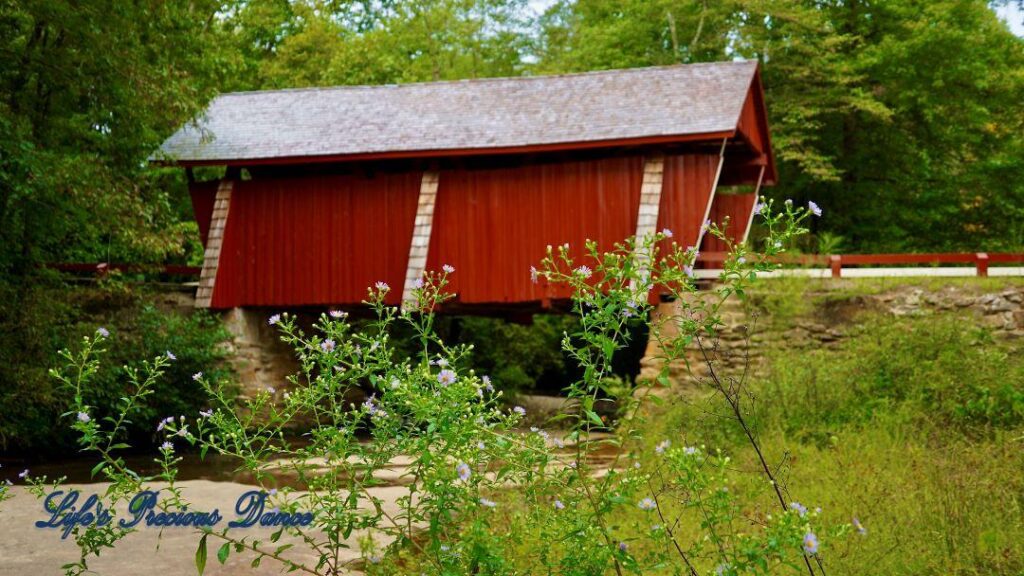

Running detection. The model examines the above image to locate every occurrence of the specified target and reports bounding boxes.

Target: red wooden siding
[426,156,644,304]
[188,180,220,247]
[656,153,721,250]
[701,193,757,253]
[210,172,421,308]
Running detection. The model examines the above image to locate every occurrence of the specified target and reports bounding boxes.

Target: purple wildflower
[268,488,277,496]
[482,375,494,392]
[18,469,29,479]
[683,446,698,455]
[808,201,822,217]
[655,439,671,454]
[456,462,471,482]
[478,497,496,508]
[329,310,348,319]
[266,386,276,394]
[192,371,203,381]
[268,314,281,326]
[437,369,457,386]
[512,406,526,416]
[661,228,673,238]
[156,416,174,432]
[618,542,628,552]
[160,441,174,452]
[683,264,694,277]
[374,281,390,291]
[853,517,867,536]
[803,532,819,554]
[413,277,424,289]
[575,265,592,279]
[165,350,176,361]
[320,339,336,353]
[442,264,455,274]
[737,256,746,264]
[95,327,109,338]
[363,394,379,415]
[789,502,808,517]
[554,499,565,510]
[530,266,539,284]
[638,498,657,511]
[754,201,766,214]
[76,412,90,423]
[199,409,213,418]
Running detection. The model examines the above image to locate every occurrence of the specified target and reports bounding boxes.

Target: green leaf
[195,534,208,575]
[90,461,107,478]
[217,542,230,564]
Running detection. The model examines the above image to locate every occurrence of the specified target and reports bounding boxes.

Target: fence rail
[697,252,1024,278]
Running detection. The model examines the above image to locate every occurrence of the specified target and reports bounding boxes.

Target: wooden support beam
[694,138,729,249]
[402,171,441,306]
[195,179,234,308]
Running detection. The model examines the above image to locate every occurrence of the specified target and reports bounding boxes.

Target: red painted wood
[700,193,757,254]
[210,172,421,308]
[657,154,721,251]
[426,155,644,304]
[188,180,219,247]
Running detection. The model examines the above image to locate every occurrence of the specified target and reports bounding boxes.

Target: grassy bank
[641,279,1024,575]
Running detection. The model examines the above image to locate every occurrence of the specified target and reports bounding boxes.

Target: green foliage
[0,281,234,455]
[651,281,1024,575]
[762,313,1024,436]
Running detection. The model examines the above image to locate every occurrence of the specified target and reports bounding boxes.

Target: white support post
[195,179,234,308]
[630,154,665,291]
[402,171,440,307]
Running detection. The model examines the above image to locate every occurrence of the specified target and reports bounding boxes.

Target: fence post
[829,255,842,278]
[975,252,989,277]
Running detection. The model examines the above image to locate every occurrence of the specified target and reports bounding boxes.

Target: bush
[0,279,233,456]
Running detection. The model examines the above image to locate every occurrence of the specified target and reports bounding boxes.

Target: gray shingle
[156,61,758,164]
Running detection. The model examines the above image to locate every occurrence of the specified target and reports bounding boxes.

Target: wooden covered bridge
[157,61,775,312]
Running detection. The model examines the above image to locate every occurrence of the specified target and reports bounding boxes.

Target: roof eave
[151,130,739,168]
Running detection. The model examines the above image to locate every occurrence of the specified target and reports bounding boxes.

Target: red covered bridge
[156,61,775,312]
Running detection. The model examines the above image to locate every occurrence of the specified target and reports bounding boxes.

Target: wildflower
[479,497,496,508]
[633,462,641,469]
[482,375,494,392]
[320,339,336,353]
[76,412,90,423]
[442,264,455,274]
[575,265,592,279]
[661,228,673,238]
[165,350,176,361]
[808,201,822,217]
[199,409,213,418]
[95,327,109,338]
[530,266,539,284]
[638,498,657,511]
[456,462,471,482]
[176,425,190,438]
[789,502,808,517]
[554,437,564,449]
[192,372,203,381]
[702,219,711,231]
[160,441,174,452]
[512,406,526,416]
[437,369,457,386]
[440,545,450,552]
[618,542,628,552]
[737,256,746,264]
[266,386,276,394]
[683,264,694,277]
[554,499,565,510]
[18,469,29,479]
[655,439,671,454]
[329,310,348,319]
[754,200,766,214]
[363,395,379,415]
[803,532,819,554]
[683,446,698,455]
[156,416,174,432]
[268,313,282,325]
[436,358,448,367]
[853,517,867,536]
[375,281,390,291]
[413,277,424,289]
[477,441,486,450]
[368,555,382,564]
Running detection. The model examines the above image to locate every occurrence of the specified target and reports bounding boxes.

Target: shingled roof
[156,60,761,165]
